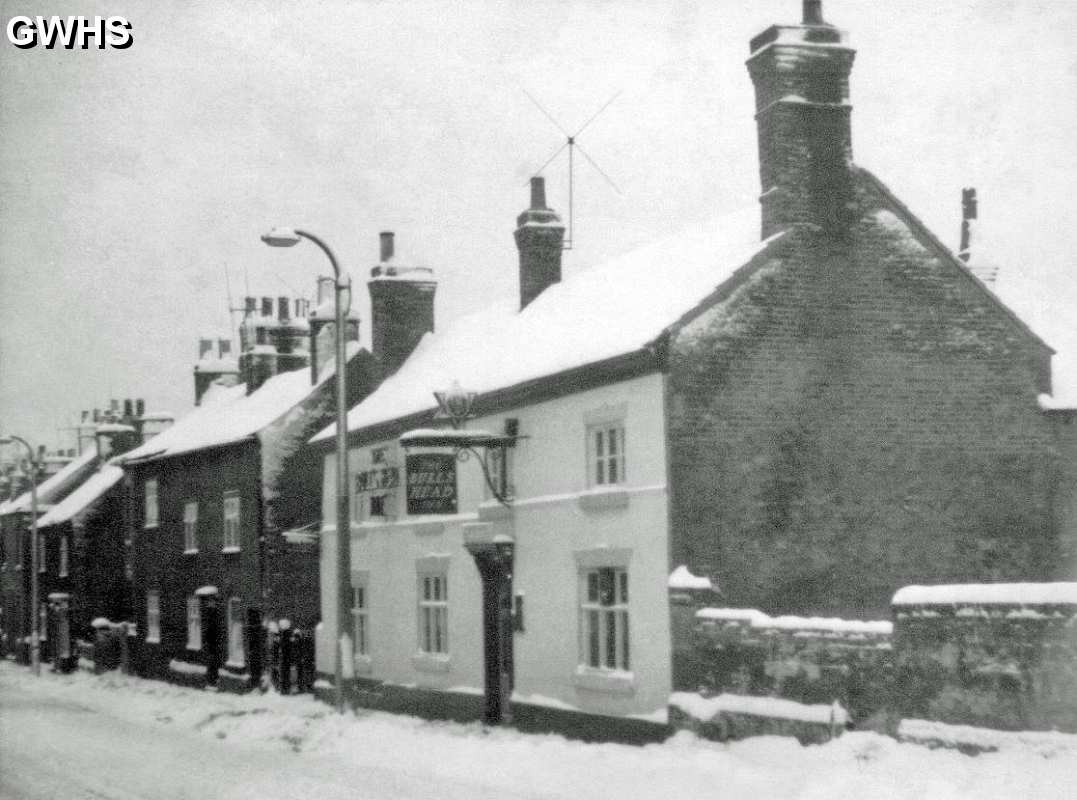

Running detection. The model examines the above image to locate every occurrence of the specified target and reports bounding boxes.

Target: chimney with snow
[309,275,361,384]
[747,0,857,239]
[958,187,977,263]
[368,231,436,379]
[514,176,565,310]
[194,337,239,405]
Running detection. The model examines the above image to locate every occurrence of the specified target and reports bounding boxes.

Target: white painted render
[317,371,672,718]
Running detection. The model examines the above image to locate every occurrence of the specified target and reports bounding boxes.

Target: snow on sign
[405,453,457,515]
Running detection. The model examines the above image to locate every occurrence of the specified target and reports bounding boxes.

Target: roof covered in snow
[892,582,1077,606]
[121,352,356,464]
[314,206,777,442]
[36,465,124,528]
[0,446,99,515]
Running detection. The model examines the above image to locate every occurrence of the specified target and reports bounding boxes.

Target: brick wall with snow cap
[891,582,1077,732]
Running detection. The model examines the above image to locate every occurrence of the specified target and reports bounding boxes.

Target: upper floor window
[58,536,69,577]
[580,567,630,671]
[222,491,240,551]
[144,479,159,528]
[588,424,626,486]
[183,501,199,553]
[484,447,514,501]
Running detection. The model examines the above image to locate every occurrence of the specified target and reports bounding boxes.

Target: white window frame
[58,536,69,577]
[580,566,630,672]
[144,478,159,529]
[226,597,244,667]
[183,500,198,553]
[222,491,240,551]
[146,590,161,643]
[352,581,369,657]
[417,571,449,656]
[186,595,201,650]
[587,423,626,487]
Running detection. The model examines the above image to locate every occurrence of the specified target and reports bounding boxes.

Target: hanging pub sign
[406,453,457,515]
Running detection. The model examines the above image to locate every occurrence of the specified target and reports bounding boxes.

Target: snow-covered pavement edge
[2,660,1075,800]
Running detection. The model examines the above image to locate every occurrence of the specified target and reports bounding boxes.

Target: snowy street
[1,662,1075,800]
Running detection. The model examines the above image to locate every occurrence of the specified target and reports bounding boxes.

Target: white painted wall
[317,371,672,719]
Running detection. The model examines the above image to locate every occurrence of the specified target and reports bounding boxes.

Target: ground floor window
[146,591,161,643]
[186,596,201,650]
[352,583,369,656]
[418,572,448,655]
[580,567,629,671]
[227,598,244,666]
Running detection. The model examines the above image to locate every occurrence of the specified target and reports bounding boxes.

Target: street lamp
[1,435,40,676]
[260,227,351,714]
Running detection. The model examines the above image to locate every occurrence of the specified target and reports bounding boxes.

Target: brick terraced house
[309,1,1069,733]
[120,289,380,691]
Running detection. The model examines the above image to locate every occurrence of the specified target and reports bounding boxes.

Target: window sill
[186,644,202,651]
[224,660,246,671]
[221,546,241,554]
[183,549,199,556]
[412,652,451,673]
[354,655,373,676]
[145,636,161,645]
[144,524,158,530]
[577,486,630,512]
[410,520,446,537]
[573,666,637,695]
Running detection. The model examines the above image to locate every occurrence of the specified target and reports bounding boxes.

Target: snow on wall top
[121,354,353,464]
[0,445,98,515]
[668,565,715,591]
[892,582,1077,607]
[314,205,774,442]
[696,607,893,636]
[36,465,124,528]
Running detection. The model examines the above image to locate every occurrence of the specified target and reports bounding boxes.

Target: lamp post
[1,435,40,676]
[261,227,350,714]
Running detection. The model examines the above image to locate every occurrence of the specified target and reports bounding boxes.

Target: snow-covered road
[1,661,1074,800]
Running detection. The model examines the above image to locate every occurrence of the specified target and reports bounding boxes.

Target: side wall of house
[1053,412,1077,579]
[667,185,1056,620]
[129,443,262,682]
[74,489,131,632]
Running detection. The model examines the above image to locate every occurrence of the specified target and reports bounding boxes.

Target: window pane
[599,568,614,606]
[621,611,630,670]
[588,610,600,667]
[595,430,604,458]
[608,428,618,456]
[596,459,605,485]
[605,610,617,668]
[423,607,432,652]
[608,457,618,484]
[423,577,430,601]
[619,571,628,603]
[587,571,598,602]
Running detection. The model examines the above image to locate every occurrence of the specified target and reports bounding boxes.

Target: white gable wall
[317,371,672,719]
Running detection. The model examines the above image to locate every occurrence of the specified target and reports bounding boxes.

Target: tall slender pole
[294,230,350,714]
[4,435,40,676]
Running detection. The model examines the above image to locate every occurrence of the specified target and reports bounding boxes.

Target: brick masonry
[666,171,1057,620]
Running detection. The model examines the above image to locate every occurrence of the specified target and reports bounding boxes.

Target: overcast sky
[1,0,1075,451]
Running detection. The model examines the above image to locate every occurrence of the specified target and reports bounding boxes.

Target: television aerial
[524,89,623,250]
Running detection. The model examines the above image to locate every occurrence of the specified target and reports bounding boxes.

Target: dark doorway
[202,598,223,685]
[466,540,514,725]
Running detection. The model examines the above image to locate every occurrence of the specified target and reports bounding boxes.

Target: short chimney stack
[368,231,436,378]
[514,176,565,310]
[958,187,977,263]
[379,231,395,263]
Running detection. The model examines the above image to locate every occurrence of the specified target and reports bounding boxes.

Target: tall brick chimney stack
[747,0,856,240]
[368,231,436,379]
[514,176,565,310]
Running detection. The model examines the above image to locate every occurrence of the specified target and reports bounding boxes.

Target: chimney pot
[261,297,274,317]
[529,176,548,210]
[278,296,290,320]
[379,231,395,263]
[110,399,120,413]
[244,296,256,314]
[136,398,145,417]
[219,339,232,357]
[124,399,134,418]
[199,338,213,358]
[803,0,825,25]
